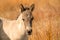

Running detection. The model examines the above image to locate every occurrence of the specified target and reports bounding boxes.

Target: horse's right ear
[30,4,35,12]
[20,4,25,12]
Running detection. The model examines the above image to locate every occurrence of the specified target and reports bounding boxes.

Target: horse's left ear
[19,4,25,12]
[30,4,35,12]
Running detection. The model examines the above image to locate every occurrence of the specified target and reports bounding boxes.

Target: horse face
[20,4,34,35]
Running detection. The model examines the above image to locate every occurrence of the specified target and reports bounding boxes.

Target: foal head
[19,4,35,35]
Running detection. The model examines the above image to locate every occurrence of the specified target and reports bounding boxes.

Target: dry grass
[0,0,60,40]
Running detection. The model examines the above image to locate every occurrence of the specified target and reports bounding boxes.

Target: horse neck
[16,14,25,30]
[16,14,25,27]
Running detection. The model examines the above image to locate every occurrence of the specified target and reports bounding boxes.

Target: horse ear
[20,4,25,12]
[30,4,35,12]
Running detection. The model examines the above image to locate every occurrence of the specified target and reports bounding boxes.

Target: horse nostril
[27,30,32,35]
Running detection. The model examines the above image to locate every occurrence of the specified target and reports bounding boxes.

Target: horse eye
[22,19,25,21]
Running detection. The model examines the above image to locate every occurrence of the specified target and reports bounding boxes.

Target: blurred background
[0,0,60,40]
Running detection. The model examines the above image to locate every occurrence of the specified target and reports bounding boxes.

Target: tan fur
[0,10,33,40]
[1,14,26,40]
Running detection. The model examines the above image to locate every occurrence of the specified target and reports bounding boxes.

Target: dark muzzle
[27,29,32,35]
